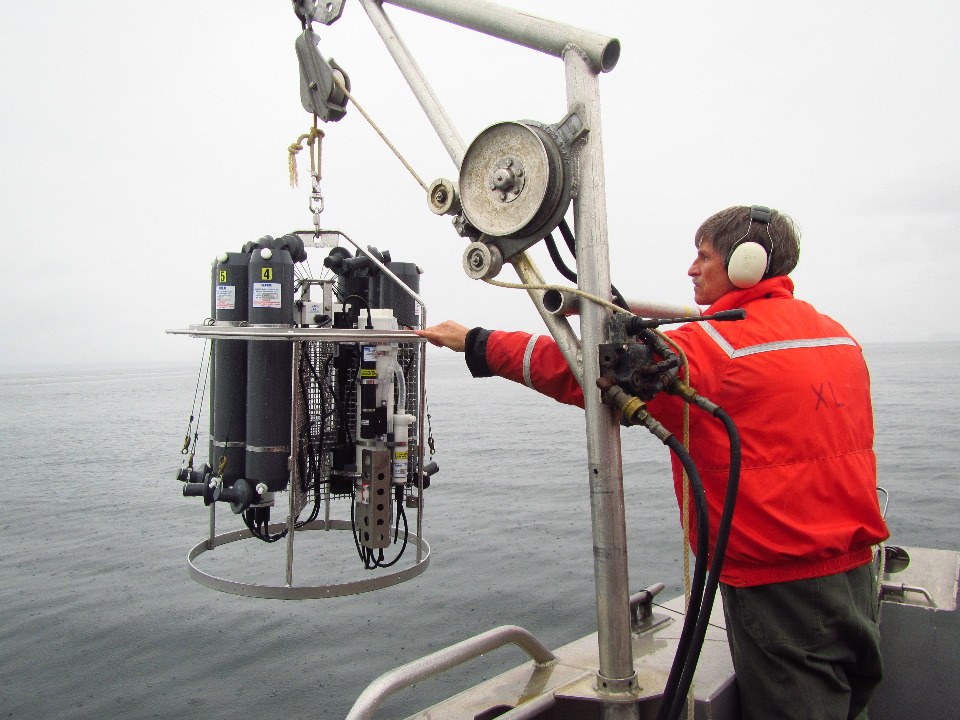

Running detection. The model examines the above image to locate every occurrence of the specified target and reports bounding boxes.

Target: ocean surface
[1,342,957,719]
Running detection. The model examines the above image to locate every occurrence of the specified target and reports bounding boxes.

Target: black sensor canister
[209,251,249,485]
[245,245,295,493]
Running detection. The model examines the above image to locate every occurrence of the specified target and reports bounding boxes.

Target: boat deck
[405,594,736,720]
[394,546,960,720]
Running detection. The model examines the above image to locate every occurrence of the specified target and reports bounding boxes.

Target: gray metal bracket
[292,0,346,26]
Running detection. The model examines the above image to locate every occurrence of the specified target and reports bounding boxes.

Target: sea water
[0,343,956,719]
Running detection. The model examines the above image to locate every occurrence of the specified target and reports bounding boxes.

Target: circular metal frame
[187,520,431,599]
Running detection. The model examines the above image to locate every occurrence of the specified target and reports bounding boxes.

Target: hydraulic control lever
[625,308,746,332]
[599,308,747,407]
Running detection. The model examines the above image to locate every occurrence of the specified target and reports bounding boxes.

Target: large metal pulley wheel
[459,120,573,256]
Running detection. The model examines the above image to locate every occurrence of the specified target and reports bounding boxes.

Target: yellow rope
[481,277,634,316]
[288,122,325,188]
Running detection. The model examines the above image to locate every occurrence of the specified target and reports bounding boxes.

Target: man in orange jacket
[417,205,889,720]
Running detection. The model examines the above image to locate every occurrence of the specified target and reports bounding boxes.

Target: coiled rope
[288,120,325,188]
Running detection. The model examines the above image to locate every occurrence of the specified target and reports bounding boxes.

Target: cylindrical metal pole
[542,288,701,321]
[385,0,620,73]
[358,0,467,167]
[207,502,216,551]
[511,253,584,386]
[346,625,556,720]
[286,341,301,587]
[416,305,427,564]
[565,47,639,719]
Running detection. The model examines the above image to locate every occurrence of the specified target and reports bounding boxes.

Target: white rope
[333,76,429,191]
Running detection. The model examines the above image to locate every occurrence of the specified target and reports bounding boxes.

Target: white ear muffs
[727,241,769,288]
[725,205,774,288]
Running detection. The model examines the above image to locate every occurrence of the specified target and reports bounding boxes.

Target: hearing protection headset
[726,205,774,288]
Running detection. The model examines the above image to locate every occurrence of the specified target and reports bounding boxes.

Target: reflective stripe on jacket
[467,276,889,586]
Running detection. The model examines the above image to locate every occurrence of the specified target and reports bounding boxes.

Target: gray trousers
[720,563,882,720]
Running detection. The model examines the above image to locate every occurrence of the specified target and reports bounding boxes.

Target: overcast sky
[2,0,958,369]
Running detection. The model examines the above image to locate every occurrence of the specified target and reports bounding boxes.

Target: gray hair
[695,206,801,279]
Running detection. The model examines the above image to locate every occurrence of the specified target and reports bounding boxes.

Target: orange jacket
[466,276,889,586]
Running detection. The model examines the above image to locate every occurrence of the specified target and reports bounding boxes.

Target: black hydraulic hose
[610,286,629,312]
[243,509,288,543]
[300,496,321,526]
[393,485,403,541]
[342,294,373,329]
[296,349,314,493]
[349,488,368,564]
[321,354,344,432]
[293,346,334,528]
[665,407,741,720]
[545,232,578,283]
[375,501,409,568]
[655,434,711,720]
[555,219,629,310]
[558,217,578,256]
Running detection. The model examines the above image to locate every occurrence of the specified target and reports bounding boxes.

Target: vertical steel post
[565,47,639,719]
[207,501,216,551]
[416,307,427,564]
[286,340,301,587]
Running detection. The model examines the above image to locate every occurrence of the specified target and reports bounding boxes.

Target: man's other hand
[415,321,470,352]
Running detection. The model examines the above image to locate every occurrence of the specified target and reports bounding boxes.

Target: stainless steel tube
[565,47,638,719]
[542,288,702,320]
[385,0,620,73]
[345,625,556,720]
[511,252,584,386]
[358,0,467,167]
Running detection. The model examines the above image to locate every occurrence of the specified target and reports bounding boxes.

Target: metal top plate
[167,325,425,343]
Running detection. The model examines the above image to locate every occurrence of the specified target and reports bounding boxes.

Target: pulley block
[427,178,461,216]
[462,241,504,280]
[296,28,350,122]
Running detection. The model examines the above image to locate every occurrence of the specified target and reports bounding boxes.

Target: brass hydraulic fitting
[596,377,647,425]
[668,377,721,415]
[667,378,698,403]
